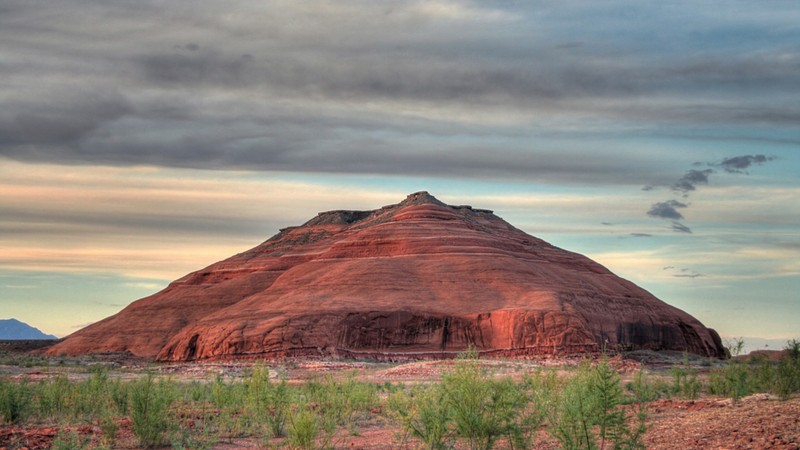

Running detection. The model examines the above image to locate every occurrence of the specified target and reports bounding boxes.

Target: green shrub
[333,375,378,435]
[130,374,176,448]
[244,366,293,438]
[287,407,319,450]
[71,367,113,420]
[725,338,745,358]
[670,355,701,399]
[0,378,32,424]
[267,377,292,437]
[592,360,625,449]
[97,403,119,449]
[245,365,271,417]
[36,375,72,421]
[389,355,548,450]
[109,378,129,415]
[187,381,206,403]
[707,370,726,396]
[440,352,531,450]
[708,338,753,403]
[301,373,377,438]
[543,359,649,450]
[774,339,800,400]
[526,369,562,440]
[725,361,751,403]
[388,385,452,450]
[749,355,776,393]
[512,373,548,444]
[708,360,752,402]
[618,369,651,450]
[545,362,598,450]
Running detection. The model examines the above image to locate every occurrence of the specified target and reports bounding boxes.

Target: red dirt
[645,394,800,449]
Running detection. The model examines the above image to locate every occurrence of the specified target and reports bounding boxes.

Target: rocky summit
[48,192,725,361]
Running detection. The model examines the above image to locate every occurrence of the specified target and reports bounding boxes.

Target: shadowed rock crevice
[47,192,726,360]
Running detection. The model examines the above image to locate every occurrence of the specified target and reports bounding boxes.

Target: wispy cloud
[671,222,692,233]
[122,282,166,291]
[665,266,704,278]
[644,154,777,232]
[0,160,404,279]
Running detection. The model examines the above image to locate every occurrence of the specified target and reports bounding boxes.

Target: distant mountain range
[0,319,57,340]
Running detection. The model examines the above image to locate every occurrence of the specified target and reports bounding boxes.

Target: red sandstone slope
[47,192,725,360]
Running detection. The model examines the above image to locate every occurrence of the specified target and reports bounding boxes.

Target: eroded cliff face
[47,192,726,361]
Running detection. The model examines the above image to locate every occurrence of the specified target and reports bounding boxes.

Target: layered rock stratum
[48,192,725,361]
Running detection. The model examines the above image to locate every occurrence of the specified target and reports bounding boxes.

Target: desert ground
[1,344,798,449]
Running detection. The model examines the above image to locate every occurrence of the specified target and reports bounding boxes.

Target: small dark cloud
[674,268,704,278]
[601,222,614,226]
[714,154,776,173]
[641,185,655,191]
[647,200,687,220]
[173,43,200,51]
[629,233,652,237]
[554,41,584,50]
[671,169,713,194]
[671,222,692,233]
[138,49,253,87]
[663,266,703,277]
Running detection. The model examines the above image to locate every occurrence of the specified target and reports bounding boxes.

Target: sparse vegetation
[130,374,176,447]
[443,351,532,450]
[388,383,452,450]
[670,354,701,399]
[1,341,799,449]
[775,339,800,400]
[539,359,649,450]
[0,378,31,424]
[286,407,319,449]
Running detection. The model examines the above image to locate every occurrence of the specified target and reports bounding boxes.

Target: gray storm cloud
[0,0,797,185]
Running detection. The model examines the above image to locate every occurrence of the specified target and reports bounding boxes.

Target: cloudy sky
[2,0,798,351]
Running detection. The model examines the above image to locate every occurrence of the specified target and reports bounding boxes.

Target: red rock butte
[48,192,725,361]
